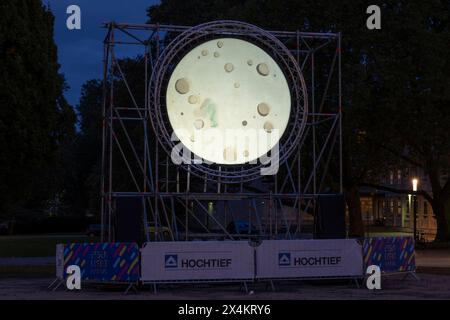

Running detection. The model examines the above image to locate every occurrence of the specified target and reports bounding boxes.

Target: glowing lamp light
[412,178,418,192]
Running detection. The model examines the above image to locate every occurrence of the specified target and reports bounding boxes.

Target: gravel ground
[0,273,449,300]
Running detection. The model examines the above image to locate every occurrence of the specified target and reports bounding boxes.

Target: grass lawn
[0,234,100,257]
[365,231,412,237]
[364,225,414,238]
[0,265,55,276]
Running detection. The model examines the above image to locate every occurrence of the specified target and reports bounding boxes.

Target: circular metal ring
[149,20,308,183]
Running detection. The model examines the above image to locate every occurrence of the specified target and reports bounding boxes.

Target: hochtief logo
[278,253,291,266]
[164,254,232,269]
[278,252,342,267]
[165,254,178,268]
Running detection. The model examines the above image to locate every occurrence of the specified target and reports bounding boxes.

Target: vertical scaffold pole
[338,33,343,194]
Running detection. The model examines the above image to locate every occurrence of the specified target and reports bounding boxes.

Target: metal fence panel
[140,241,254,282]
[363,237,415,273]
[255,239,364,279]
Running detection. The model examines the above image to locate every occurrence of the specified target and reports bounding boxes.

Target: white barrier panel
[140,241,254,282]
[255,239,363,279]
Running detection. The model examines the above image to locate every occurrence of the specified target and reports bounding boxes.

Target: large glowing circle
[149,20,308,183]
[166,38,291,165]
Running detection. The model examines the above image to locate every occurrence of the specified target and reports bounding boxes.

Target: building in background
[360,167,437,242]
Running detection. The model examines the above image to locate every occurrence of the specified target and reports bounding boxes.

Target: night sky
[47,0,159,108]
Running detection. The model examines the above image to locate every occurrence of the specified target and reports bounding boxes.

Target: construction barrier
[255,239,364,279]
[55,239,370,284]
[57,242,140,282]
[363,236,416,273]
[140,241,254,282]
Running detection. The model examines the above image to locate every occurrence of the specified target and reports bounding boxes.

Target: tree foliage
[147,0,450,239]
[68,58,152,217]
[62,80,103,217]
[0,0,76,218]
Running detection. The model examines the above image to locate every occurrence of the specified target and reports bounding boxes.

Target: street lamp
[412,178,418,192]
[412,178,419,242]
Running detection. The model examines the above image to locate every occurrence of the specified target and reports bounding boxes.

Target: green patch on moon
[200,98,218,127]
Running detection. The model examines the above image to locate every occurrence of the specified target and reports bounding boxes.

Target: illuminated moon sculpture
[149,21,308,183]
[167,38,291,165]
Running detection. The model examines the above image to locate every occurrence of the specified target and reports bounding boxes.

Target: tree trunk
[345,184,364,237]
[427,166,450,242]
[432,197,450,242]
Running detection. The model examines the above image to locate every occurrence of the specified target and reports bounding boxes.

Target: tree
[69,57,152,218]
[0,0,76,219]
[359,1,450,241]
[147,0,450,240]
[62,80,103,217]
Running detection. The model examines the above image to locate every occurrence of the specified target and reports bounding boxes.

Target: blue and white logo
[165,254,178,268]
[278,252,291,266]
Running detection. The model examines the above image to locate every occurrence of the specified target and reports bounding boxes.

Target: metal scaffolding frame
[100,21,342,242]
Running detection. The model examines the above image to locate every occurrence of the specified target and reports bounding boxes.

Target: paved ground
[0,273,449,300]
[0,244,448,300]
[416,249,450,268]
